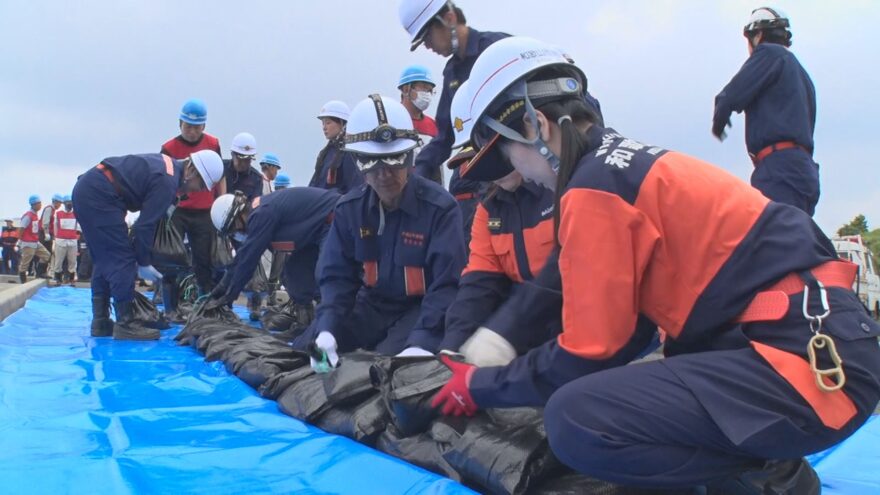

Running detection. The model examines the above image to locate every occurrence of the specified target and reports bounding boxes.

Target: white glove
[45,234,52,241]
[310,331,339,372]
[460,326,517,367]
[396,346,433,357]
[137,264,163,282]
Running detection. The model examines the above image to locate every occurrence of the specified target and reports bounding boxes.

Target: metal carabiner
[802,280,830,333]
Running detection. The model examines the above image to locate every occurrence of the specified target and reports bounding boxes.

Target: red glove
[431,354,478,416]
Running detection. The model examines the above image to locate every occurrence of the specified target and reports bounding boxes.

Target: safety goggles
[355,152,412,173]
[231,152,255,161]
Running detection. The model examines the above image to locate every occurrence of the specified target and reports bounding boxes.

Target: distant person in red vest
[52,195,80,286]
[398,65,439,175]
[160,98,224,321]
[1,219,20,274]
[18,195,51,283]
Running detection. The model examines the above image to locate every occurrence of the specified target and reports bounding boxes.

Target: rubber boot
[112,300,160,341]
[248,293,263,322]
[292,301,315,330]
[19,272,27,284]
[90,296,115,337]
[68,272,77,286]
[706,458,820,495]
[53,272,63,287]
[36,262,49,279]
[162,278,185,324]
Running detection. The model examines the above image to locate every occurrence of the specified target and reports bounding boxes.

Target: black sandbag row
[175,315,654,494]
[132,291,170,330]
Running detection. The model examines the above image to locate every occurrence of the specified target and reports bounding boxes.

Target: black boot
[292,301,315,329]
[248,293,263,322]
[53,272,63,287]
[68,272,77,286]
[36,262,49,279]
[19,272,27,284]
[162,278,185,324]
[90,296,115,337]
[113,299,160,341]
[707,458,820,495]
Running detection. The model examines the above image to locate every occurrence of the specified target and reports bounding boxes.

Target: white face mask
[412,91,433,111]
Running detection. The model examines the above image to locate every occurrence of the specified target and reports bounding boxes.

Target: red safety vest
[21,210,40,242]
[54,210,79,240]
[161,133,222,210]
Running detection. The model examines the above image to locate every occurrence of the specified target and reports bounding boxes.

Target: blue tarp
[0,288,475,494]
[1,287,878,494]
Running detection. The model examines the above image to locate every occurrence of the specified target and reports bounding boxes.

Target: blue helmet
[28,195,41,205]
[52,193,64,203]
[260,153,281,168]
[179,98,207,125]
[398,64,436,88]
[274,173,291,189]
[63,195,72,202]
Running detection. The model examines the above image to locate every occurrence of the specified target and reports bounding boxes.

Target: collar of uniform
[367,176,420,217]
[461,27,483,60]
[177,133,205,147]
[584,124,611,155]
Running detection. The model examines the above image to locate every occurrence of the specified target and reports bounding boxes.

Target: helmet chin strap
[449,24,459,55]
[483,82,561,174]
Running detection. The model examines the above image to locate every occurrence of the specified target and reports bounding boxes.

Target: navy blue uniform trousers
[281,243,321,305]
[72,169,137,302]
[543,288,880,489]
[751,148,820,216]
[292,290,432,355]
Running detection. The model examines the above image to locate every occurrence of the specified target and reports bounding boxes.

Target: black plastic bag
[276,369,331,422]
[132,291,170,330]
[376,424,461,481]
[260,299,296,332]
[243,262,268,294]
[212,234,234,269]
[313,393,388,445]
[442,410,562,495]
[175,304,242,346]
[236,352,310,390]
[260,367,315,400]
[322,350,379,406]
[370,356,451,437]
[152,217,190,271]
[197,325,261,360]
[532,473,682,495]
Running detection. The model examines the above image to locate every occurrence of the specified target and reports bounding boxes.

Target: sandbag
[532,473,682,495]
[152,217,190,271]
[132,291,170,330]
[197,325,261,361]
[313,393,388,445]
[174,304,242,346]
[260,367,314,400]
[276,368,331,422]
[442,410,562,495]
[260,299,296,332]
[322,350,379,406]
[376,424,461,482]
[212,234,234,269]
[370,356,451,437]
[243,262,268,294]
[236,352,310,390]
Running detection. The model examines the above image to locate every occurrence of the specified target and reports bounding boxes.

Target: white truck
[832,235,880,318]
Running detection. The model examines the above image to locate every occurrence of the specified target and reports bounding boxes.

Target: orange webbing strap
[363,260,378,287]
[736,261,857,323]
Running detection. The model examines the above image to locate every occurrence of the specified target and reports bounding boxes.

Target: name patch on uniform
[487,218,502,230]
[401,231,425,247]
[360,227,373,238]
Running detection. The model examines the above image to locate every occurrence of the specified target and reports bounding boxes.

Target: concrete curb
[0,279,48,322]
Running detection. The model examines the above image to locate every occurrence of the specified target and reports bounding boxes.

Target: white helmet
[190,149,224,190]
[230,132,257,156]
[462,37,586,173]
[210,193,248,234]
[744,7,790,34]
[450,79,472,149]
[344,94,420,162]
[398,0,449,51]
[317,100,351,121]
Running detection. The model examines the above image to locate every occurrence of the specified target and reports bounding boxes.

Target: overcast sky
[1,0,877,236]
